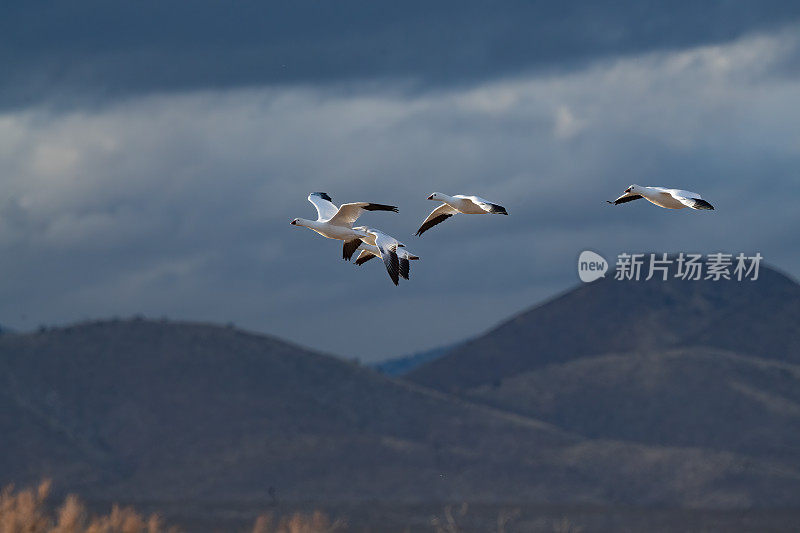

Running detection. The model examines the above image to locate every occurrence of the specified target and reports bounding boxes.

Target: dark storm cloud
[1,29,799,360]
[3,1,800,109]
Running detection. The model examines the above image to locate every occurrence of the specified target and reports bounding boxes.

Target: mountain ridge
[407,262,800,391]
[3,318,800,507]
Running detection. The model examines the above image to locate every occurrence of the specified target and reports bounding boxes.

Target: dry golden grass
[0,480,344,533]
[0,480,173,533]
[3,480,548,532]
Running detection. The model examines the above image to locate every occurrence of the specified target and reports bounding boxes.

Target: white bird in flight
[352,226,406,285]
[608,185,715,210]
[291,192,399,258]
[415,192,508,236]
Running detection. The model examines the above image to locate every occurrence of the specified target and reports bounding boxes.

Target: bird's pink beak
[427,194,434,200]
[290,220,297,225]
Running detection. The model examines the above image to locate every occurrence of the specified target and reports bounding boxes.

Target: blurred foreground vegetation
[0,481,346,533]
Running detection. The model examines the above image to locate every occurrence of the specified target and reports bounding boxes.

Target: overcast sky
[1,2,799,361]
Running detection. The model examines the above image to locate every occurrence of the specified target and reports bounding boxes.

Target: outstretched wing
[307,192,338,221]
[415,203,458,236]
[327,202,398,226]
[607,193,643,205]
[354,250,378,266]
[458,195,508,214]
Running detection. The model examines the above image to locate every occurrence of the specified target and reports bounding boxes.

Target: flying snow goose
[354,243,420,280]
[415,193,508,236]
[608,185,714,210]
[290,192,399,257]
[352,227,404,285]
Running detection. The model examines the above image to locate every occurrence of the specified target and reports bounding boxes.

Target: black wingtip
[692,199,715,210]
[342,239,361,261]
[363,203,399,213]
[488,204,507,215]
[414,213,451,237]
[382,250,400,285]
[399,258,410,280]
[311,192,332,202]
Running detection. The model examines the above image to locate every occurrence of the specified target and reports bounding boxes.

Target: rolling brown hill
[0,319,569,502]
[3,319,800,509]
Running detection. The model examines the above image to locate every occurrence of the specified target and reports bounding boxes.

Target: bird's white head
[290,218,301,226]
[625,184,641,194]
[427,192,443,201]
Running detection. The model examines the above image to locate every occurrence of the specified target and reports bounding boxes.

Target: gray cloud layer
[3,1,800,109]
[1,28,799,360]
